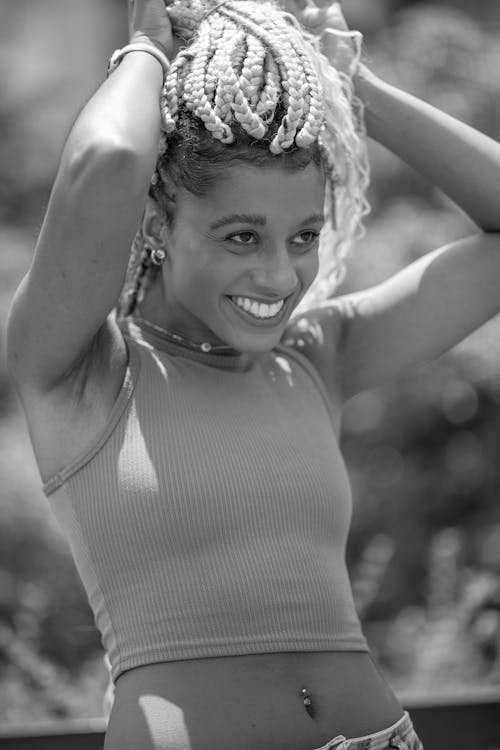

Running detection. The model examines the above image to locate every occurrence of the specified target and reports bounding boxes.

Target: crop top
[43,318,368,683]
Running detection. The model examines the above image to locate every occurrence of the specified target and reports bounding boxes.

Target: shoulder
[282,301,346,402]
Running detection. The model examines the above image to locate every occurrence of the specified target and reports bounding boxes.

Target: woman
[7,0,500,748]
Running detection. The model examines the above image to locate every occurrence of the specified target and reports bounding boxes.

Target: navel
[300,686,315,718]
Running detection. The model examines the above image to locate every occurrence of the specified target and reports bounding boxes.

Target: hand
[284,0,349,36]
[164,0,210,45]
[128,0,183,59]
[284,0,362,77]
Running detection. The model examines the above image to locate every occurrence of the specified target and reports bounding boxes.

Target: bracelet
[107,43,170,83]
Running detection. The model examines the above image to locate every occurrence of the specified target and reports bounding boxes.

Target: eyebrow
[209,213,266,231]
[298,212,325,227]
[209,212,325,231]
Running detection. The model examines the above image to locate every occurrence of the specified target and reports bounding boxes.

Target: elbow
[66,135,140,182]
[64,131,152,189]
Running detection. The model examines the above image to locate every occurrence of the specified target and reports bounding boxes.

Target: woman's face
[159,161,326,354]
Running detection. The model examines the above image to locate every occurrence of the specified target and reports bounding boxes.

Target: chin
[219,294,296,353]
[230,329,285,355]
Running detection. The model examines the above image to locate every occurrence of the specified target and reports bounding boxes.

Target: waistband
[314,711,416,750]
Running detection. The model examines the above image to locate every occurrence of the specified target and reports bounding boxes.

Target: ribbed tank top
[44,318,368,682]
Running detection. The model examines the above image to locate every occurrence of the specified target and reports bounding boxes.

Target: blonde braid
[268,42,309,152]
[211,25,240,123]
[195,16,269,139]
[213,28,247,133]
[238,35,264,111]
[188,24,231,139]
[231,34,248,78]
[204,11,228,98]
[117,233,159,318]
[255,53,280,123]
[293,43,325,148]
[213,5,318,152]
[214,4,291,98]
[223,42,268,139]
[162,49,192,131]
[221,8,302,149]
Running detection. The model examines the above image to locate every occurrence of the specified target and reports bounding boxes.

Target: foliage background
[1,0,500,727]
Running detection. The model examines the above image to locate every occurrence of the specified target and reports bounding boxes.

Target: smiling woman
[6,0,500,748]
[125,162,326,355]
[117,57,369,323]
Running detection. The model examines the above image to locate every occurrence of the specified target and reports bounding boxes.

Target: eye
[291,231,320,250]
[296,231,319,243]
[226,231,257,245]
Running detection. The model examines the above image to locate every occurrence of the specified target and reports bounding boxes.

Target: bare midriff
[104,651,403,750]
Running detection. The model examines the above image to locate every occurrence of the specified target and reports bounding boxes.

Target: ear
[141,195,169,250]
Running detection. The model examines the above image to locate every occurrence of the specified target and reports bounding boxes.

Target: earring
[149,247,166,266]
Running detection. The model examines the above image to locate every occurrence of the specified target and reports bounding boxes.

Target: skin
[6,0,500,747]
[140,162,326,357]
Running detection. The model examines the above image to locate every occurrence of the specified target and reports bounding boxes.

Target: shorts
[312,711,424,750]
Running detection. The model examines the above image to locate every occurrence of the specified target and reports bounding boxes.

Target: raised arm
[7,0,175,393]
[285,5,500,402]
[329,63,500,400]
[356,64,500,231]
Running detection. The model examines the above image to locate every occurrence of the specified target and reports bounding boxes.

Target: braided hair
[117,0,370,318]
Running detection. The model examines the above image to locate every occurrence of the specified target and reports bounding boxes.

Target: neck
[134,285,236,354]
[131,315,237,355]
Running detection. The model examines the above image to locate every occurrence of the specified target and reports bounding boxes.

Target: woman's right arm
[7,0,175,393]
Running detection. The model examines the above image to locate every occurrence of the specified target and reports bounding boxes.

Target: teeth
[232,296,285,319]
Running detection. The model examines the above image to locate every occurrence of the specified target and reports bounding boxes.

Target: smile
[230,295,285,320]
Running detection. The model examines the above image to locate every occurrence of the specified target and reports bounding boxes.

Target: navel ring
[301,687,315,718]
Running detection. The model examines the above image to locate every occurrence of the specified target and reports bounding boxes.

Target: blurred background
[1,0,500,728]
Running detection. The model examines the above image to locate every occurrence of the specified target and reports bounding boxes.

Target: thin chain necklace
[131,316,237,355]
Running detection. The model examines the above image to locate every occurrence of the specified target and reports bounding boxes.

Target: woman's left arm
[330,65,500,401]
[357,65,500,229]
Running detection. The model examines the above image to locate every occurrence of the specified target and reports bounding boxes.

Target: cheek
[300,249,320,284]
[170,244,221,304]
[168,232,202,283]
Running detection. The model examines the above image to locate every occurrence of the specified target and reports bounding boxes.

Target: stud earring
[150,247,166,266]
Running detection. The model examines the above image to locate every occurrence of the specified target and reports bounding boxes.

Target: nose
[252,244,299,297]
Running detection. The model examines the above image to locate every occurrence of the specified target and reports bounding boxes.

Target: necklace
[131,316,238,355]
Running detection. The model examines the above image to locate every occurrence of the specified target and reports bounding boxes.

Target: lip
[225,294,294,327]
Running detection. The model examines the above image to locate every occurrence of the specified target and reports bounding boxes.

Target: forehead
[178,162,326,221]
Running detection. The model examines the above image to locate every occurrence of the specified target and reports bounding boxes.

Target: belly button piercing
[300,687,315,718]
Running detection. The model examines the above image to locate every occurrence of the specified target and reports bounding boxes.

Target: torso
[24,317,403,750]
[105,653,403,750]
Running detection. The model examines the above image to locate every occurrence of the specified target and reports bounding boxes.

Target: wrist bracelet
[107,43,170,83]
